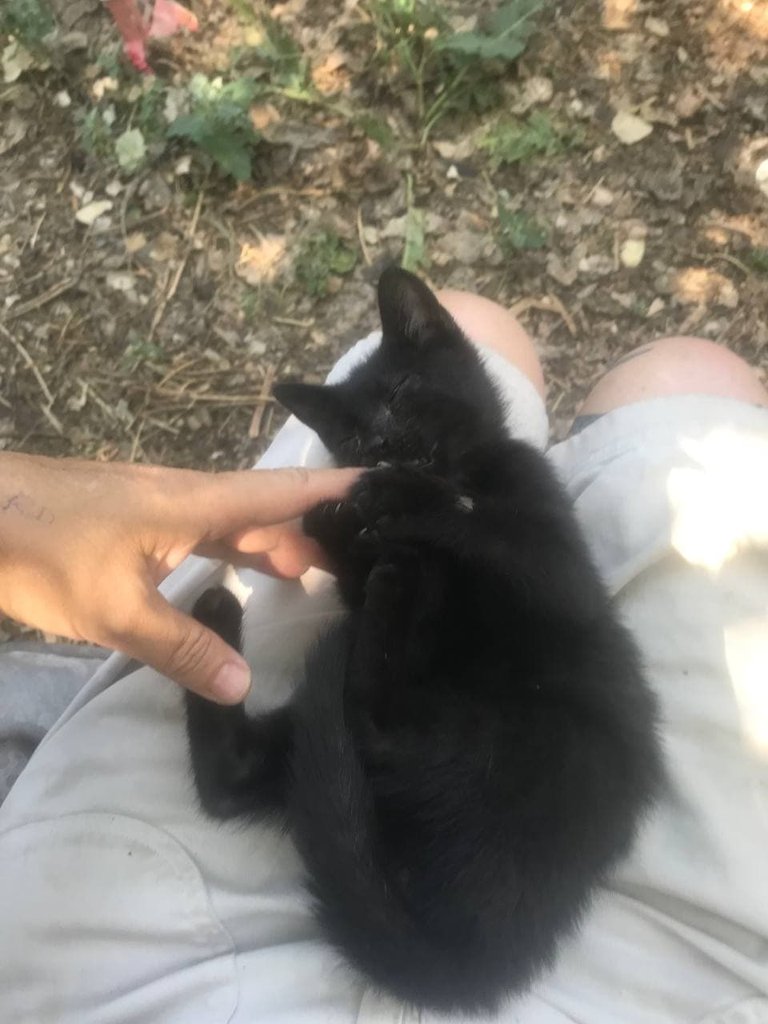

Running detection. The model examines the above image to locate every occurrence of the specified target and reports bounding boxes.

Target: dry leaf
[125,231,147,254]
[674,268,739,308]
[236,236,288,286]
[250,103,281,132]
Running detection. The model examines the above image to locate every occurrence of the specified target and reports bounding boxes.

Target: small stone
[520,75,554,108]
[620,238,646,268]
[611,111,654,145]
[591,185,615,207]
[174,155,192,176]
[54,90,72,108]
[75,200,113,226]
[105,179,123,197]
[432,137,474,161]
[106,271,136,292]
[92,76,119,101]
[546,253,578,287]
[675,87,704,120]
[647,297,665,317]
[645,16,670,37]
[578,254,615,278]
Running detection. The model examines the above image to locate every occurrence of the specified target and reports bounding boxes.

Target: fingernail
[212,661,251,704]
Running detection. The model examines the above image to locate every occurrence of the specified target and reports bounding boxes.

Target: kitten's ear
[377,265,458,348]
[273,382,350,441]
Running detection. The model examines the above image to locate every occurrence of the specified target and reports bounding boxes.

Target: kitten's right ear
[273,382,350,443]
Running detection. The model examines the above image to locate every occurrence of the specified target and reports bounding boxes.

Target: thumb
[125,590,251,704]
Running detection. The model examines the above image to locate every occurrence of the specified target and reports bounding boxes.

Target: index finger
[187,466,361,540]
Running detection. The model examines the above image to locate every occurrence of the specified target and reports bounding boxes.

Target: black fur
[186,267,663,1015]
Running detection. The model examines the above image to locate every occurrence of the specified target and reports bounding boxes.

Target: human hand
[0,453,358,703]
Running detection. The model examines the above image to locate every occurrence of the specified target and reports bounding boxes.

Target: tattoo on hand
[1,492,55,525]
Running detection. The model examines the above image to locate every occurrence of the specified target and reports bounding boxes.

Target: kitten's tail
[289,617,504,1016]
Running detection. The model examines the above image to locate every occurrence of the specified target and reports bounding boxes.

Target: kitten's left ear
[377,265,460,348]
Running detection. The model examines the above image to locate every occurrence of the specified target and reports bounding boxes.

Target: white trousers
[1,334,767,1024]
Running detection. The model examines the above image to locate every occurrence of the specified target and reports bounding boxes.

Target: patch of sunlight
[720,0,768,39]
[236,235,288,286]
[724,616,768,757]
[602,0,639,31]
[667,429,768,573]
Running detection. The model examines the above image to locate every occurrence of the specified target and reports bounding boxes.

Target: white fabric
[1,333,767,1024]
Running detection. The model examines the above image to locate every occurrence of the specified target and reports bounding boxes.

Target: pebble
[75,199,113,226]
[620,238,646,268]
[591,185,615,207]
[645,17,670,37]
[611,111,654,145]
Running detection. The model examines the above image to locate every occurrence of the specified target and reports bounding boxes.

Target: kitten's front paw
[303,499,365,556]
[351,466,454,530]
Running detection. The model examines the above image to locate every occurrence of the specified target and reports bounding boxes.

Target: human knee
[578,335,768,415]
[436,289,546,399]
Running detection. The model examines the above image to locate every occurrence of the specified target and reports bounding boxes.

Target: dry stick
[357,205,372,266]
[1,277,79,322]
[129,418,145,464]
[509,295,578,337]
[1,324,64,435]
[249,365,277,439]
[146,187,205,343]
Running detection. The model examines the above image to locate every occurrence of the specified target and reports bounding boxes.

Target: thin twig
[357,205,372,266]
[508,294,578,337]
[249,364,277,438]
[1,324,64,435]
[1,277,79,322]
[146,186,206,343]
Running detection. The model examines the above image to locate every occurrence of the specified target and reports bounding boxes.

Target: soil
[2,0,767,474]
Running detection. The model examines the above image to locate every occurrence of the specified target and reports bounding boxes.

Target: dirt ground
[2,0,767,479]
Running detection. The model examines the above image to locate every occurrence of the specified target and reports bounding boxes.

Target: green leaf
[498,204,548,252]
[402,206,426,272]
[199,131,252,181]
[295,230,357,296]
[745,248,768,274]
[480,111,563,168]
[356,114,396,149]
[439,0,543,62]
[115,128,147,174]
[168,112,206,144]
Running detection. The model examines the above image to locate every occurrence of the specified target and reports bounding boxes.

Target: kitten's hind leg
[185,696,292,820]
[185,585,292,820]
[193,585,243,652]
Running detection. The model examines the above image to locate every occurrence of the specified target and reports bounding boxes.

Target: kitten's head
[273,267,506,468]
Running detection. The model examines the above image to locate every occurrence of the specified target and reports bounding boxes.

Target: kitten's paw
[351,466,454,531]
[303,499,364,553]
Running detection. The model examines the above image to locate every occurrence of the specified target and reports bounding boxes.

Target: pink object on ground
[104,0,199,73]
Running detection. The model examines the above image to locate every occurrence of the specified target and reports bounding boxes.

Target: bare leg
[436,290,546,400]
[577,336,768,416]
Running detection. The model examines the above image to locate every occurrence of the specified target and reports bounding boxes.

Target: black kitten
[186,267,663,1016]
